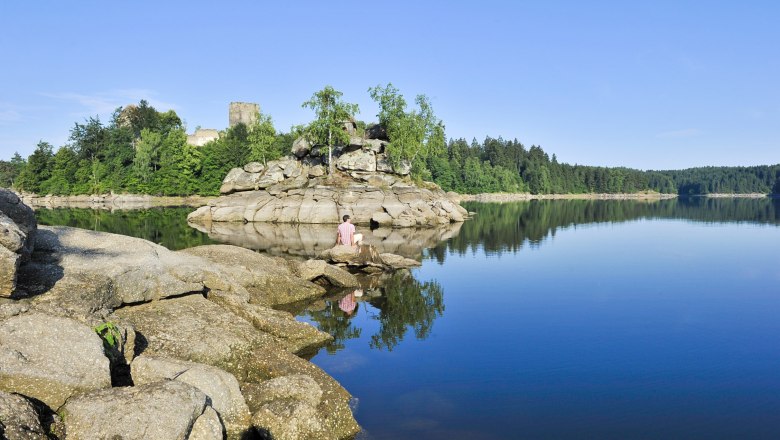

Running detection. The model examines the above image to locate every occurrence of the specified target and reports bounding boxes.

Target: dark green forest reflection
[304,271,445,352]
[35,207,216,250]
[426,197,780,261]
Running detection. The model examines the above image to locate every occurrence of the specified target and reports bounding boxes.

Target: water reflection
[189,220,463,259]
[428,197,780,261]
[303,271,445,353]
[35,207,217,250]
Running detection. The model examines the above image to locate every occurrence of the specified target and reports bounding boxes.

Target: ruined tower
[229,102,259,127]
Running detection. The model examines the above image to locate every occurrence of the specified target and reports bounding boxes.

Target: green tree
[247,111,278,164]
[368,83,445,177]
[133,128,163,188]
[16,141,53,193]
[302,86,359,175]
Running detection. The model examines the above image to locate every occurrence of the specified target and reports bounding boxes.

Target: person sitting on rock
[336,214,363,248]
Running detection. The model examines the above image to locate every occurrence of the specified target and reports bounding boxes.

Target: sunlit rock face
[189,128,469,228]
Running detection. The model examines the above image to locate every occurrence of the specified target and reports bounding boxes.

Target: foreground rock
[0,189,37,297]
[180,245,326,306]
[319,244,421,273]
[115,294,359,439]
[60,380,219,440]
[18,226,245,318]
[0,390,49,439]
[0,312,111,408]
[250,375,328,440]
[131,355,250,435]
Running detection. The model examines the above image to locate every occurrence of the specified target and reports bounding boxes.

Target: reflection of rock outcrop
[188,220,462,259]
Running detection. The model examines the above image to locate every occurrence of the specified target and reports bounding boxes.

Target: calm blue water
[36,199,780,439]
[300,199,780,439]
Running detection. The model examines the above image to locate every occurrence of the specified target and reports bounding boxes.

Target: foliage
[3,92,779,197]
[93,321,121,350]
[247,111,278,164]
[368,83,445,175]
[301,85,359,174]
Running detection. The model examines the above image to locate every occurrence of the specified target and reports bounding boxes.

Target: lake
[36,197,780,439]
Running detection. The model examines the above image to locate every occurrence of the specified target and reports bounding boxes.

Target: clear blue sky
[1,1,777,169]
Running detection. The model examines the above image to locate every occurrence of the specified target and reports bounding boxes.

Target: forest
[1,87,778,196]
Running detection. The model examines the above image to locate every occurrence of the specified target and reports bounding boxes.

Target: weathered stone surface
[0,190,37,297]
[60,380,214,440]
[252,399,323,440]
[207,291,332,354]
[0,245,20,298]
[335,149,376,172]
[294,259,359,287]
[0,390,49,440]
[114,294,262,366]
[0,189,36,262]
[244,161,265,173]
[248,374,323,409]
[188,406,223,440]
[291,136,312,158]
[220,168,264,194]
[116,292,359,439]
[180,245,325,306]
[380,253,421,269]
[0,313,111,409]
[131,355,250,434]
[21,226,240,318]
[371,211,394,226]
[362,138,385,153]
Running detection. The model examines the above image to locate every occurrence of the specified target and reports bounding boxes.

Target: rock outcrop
[0,189,37,297]
[180,244,326,306]
[0,313,111,408]
[189,129,468,228]
[319,244,421,273]
[0,196,364,439]
[0,390,50,440]
[60,380,216,440]
[131,355,250,435]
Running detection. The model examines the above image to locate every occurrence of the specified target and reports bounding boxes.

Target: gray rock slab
[0,312,111,408]
[131,355,250,435]
[180,245,326,306]
[60,380,212,440]
[0,390,49,440]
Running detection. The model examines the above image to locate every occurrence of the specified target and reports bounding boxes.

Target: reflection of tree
[367,271,444,351]
[305,271,446,353]
[35,207,217,250]
[306,299,362,354]
[433,198,780,259]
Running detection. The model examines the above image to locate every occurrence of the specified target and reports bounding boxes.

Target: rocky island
[0,188,429,439]
[187,126,469,229]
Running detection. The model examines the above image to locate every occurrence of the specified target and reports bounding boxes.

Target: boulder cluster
[1,189,416,439]
[189,133,468,228]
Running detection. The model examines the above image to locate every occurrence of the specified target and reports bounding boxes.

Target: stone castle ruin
[186,101,260,146]
[229,102,259,127]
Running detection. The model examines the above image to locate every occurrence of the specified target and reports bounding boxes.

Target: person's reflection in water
[338,289,363,316]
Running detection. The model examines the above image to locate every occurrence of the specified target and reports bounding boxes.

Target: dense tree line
[426,136,779,195]
[1,100,286,196]
[1,89,778,196]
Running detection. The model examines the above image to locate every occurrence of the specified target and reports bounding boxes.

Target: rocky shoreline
[20,193,211,210]
[0,188,420,439]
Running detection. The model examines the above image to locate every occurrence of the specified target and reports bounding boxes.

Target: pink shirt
[338,222,355,245]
